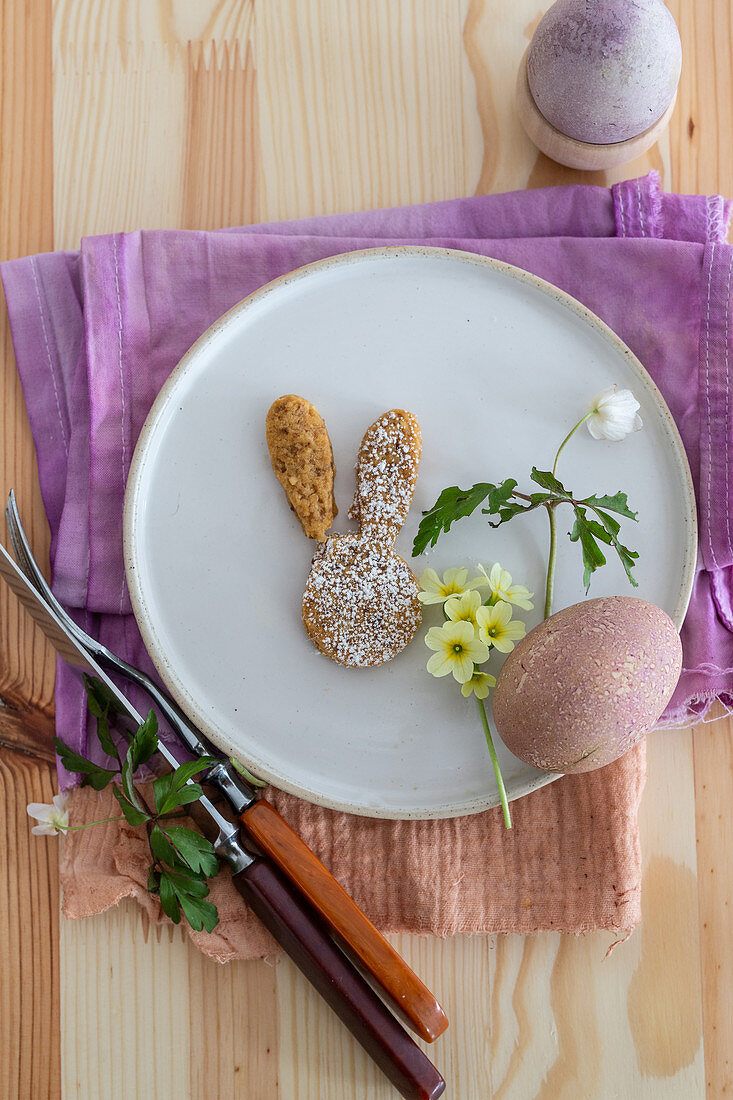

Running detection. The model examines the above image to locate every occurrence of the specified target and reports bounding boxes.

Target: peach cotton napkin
[60,746,645,961]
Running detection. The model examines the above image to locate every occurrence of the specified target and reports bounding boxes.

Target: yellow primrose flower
[444,590,483,627]
[418,567,487,605]
[476,602,526,653]
[460,669,496,700]
[425,621,490,683]
[480,563,534,611]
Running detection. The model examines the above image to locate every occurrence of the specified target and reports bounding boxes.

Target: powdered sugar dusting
[349,410,421,545]
[303,534,422,666]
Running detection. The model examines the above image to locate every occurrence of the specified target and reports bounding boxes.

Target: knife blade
[0,540,446,1100]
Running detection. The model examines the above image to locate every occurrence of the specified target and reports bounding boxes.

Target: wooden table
[1,2,731,1097]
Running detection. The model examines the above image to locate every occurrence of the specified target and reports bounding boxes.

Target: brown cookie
[302,410,422,667]
[266,394,336,541]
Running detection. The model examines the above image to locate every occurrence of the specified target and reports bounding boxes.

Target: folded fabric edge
[59,867,640,963]
[0,254,78,537]
[613,170,733,243]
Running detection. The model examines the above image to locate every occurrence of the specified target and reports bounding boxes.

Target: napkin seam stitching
[112,236,127,614]
[724,251,733,558]
[29,256,69,458]
[703,243,719,569]
[635,178,645,237]
[617,188,627,236]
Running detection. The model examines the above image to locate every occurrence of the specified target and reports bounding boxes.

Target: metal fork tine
[6,491,70,624]
[7,491,39,577]
[5,494,121,692]
[5,490,34,575]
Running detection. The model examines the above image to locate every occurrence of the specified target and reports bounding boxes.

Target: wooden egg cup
[515,47,676,171]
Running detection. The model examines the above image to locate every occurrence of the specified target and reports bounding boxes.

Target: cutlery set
[0,492,447,1100]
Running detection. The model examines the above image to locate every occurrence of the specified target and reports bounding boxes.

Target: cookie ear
[351,410,421,546]
[266,395,337,541]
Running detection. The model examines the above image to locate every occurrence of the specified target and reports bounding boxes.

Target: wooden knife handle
[232,858,445,1100]
[240,798,449,1043]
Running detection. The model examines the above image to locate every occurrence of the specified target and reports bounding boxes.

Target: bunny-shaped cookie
[302,409,423,667]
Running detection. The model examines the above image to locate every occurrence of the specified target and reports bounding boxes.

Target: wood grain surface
[0,1,731,1098]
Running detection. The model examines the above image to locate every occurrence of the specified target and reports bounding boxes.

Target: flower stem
[544,504,558,620]
[63,815,127,831]
[552,411,591,477]
[543,411,592,619]
[477,697,512,828]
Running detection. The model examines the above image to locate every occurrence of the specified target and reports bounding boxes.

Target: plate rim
[123,245,698,819]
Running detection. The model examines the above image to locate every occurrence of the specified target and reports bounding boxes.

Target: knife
[0,539,446,1100]
[5,490,449,1046]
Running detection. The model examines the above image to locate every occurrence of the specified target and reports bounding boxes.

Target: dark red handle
[241,798,449,1042]
[232,858,445,1100]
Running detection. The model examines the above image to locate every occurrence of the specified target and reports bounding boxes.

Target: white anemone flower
[27,792,70,836]
[586,386,643,442]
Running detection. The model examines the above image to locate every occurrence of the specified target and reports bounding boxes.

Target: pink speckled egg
[492,596,682,774]
[527,0,682,144]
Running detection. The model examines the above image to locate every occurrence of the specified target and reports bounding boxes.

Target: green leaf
[581,491,638,521]
[94,714,119,762]
[164,868,210,898]
[175,893,218,933]
[147,867,160,894]
[83,675,123,718]
[590,509,620,539]
[482,479,519,514]
[111,783,150,826]
[161,862,219,933]
[616,549,640,587]
[149,824,183,867]
[120,711,159,810]
[593,510,640,587]
[152,773,173,814]
[486,490,559,527]
[158,873,181,924]
[153,775,204,815]
[53,736,117,791]
[82,677,123,764]
[569,507,608,589]
[529,468,572,497]
[120,766,142,811]
[85,692,103,720]
[412,482,502,555]
[152,757,216,816]
[584,503,640,588]
[526,475,641,591]
[488,499,531,525]
[583,517,614,546]
[169,784,205,808]
[126,711,159,770]
[168,757,217,787]
[164,827,219,877]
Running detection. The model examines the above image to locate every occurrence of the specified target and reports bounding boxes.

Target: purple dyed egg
[527,0,682,144]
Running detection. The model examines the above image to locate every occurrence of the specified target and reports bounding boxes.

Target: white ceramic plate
[124,247,696,819]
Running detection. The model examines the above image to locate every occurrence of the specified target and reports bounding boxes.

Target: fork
[6,491,220,763]
[5,491,449,1045]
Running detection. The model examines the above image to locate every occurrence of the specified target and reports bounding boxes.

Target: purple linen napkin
[2,172,732,788]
